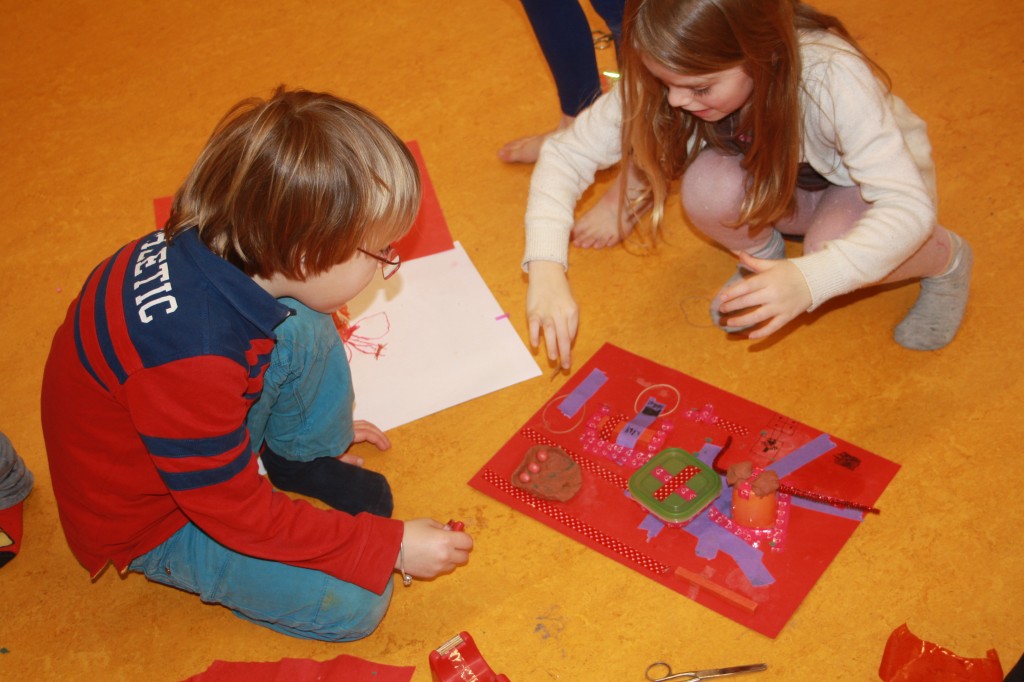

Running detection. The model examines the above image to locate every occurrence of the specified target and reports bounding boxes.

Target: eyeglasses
[357,245,401,280]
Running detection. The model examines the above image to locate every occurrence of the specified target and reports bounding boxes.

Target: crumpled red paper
[879,623,1003,681]
[183,654,415,682]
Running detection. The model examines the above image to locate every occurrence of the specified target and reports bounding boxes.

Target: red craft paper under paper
[183,654,415,682]
[153,140,453,262]
[469,343,900,638]
[393,140,454,260]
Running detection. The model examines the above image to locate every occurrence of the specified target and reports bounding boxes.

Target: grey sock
[710,230,786,331]
[0,433,33,510]
[894,232,973,351]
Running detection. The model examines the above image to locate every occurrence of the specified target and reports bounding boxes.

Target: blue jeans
[246,298,355,462]
[129,302,390,641]
[129,523,393,641]
[520,0,626,116]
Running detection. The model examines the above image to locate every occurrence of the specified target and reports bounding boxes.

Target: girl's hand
[398,518,474,579]
[339,420,391,466]
[718,253,812,339]
[526,260,579,370]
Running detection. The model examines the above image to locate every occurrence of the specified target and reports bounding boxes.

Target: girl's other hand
[399,518,474,579]
[718,253,812,339]
[526,260,579,370]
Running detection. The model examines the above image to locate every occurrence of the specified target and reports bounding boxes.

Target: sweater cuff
[791,250,856,311]
[522,221,571,272]
[357,515,405,595]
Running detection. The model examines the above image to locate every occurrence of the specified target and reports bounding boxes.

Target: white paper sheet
[345,242,540,432]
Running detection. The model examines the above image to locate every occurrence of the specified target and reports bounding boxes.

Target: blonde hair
[165,86,421,279]
[620,0,886,235]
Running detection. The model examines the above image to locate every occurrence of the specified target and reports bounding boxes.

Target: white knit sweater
[523,31,937,310]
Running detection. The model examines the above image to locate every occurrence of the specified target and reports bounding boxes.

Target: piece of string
[633,383,680,417]
[540,395,587,434]
[334,309,390,361]
[679,295,717,328]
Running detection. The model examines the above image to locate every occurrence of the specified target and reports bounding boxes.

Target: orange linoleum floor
[1,1,1022,679]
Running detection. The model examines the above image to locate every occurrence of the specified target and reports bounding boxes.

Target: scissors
[645,662,767,681]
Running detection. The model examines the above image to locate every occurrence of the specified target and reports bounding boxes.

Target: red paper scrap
[879,623,1003,682]
[183,654,415,682]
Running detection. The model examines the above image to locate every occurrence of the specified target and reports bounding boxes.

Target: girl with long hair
[523,0,971,367]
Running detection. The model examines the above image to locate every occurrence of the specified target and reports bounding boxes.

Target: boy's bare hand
[338,420,391,466]
[398,518,474,579]
[352,420,390,450]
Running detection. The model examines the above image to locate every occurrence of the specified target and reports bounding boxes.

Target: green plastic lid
[628,448,722,525]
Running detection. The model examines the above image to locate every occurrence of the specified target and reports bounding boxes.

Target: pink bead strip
[482,468,670,575]
[578,404,671,472]
[708,493,792,552]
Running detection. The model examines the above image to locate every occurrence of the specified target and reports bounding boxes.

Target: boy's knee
[313,580,393,642]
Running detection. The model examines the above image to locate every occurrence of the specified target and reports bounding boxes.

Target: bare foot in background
[498,115,574,164]
[571,165,649,249]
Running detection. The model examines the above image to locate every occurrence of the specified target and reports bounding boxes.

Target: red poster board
[469,343,899,637]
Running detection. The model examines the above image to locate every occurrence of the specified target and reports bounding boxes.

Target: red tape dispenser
[429,631,509,682]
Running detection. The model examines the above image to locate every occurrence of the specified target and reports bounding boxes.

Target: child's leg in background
[248,299,393,516]
[588,0,626,49]
[499,0,601,164]
[129,523,392,641]
[0,432,33,569]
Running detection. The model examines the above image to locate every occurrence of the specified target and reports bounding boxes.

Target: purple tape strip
[557,368,608,418]
[685,514,775,586]
[615,397,664,448]
[768,433,836,478]
[638,513,666,542]
[696,442,724,467]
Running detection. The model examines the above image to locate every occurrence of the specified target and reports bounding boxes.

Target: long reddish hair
[620,0,886,235]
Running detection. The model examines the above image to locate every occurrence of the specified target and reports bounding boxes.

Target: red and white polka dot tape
[482,468,670,575]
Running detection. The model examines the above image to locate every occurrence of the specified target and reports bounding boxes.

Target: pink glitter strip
[481,468,670,575]
[777,483,880,515]
[708,493,792,552]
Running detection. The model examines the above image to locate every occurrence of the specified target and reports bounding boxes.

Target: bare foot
[498,115,574,165]
[498,134,548,164]
[571,166,649,249]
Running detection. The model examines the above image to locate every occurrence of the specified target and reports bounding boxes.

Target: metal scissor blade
[691,663,768,679]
